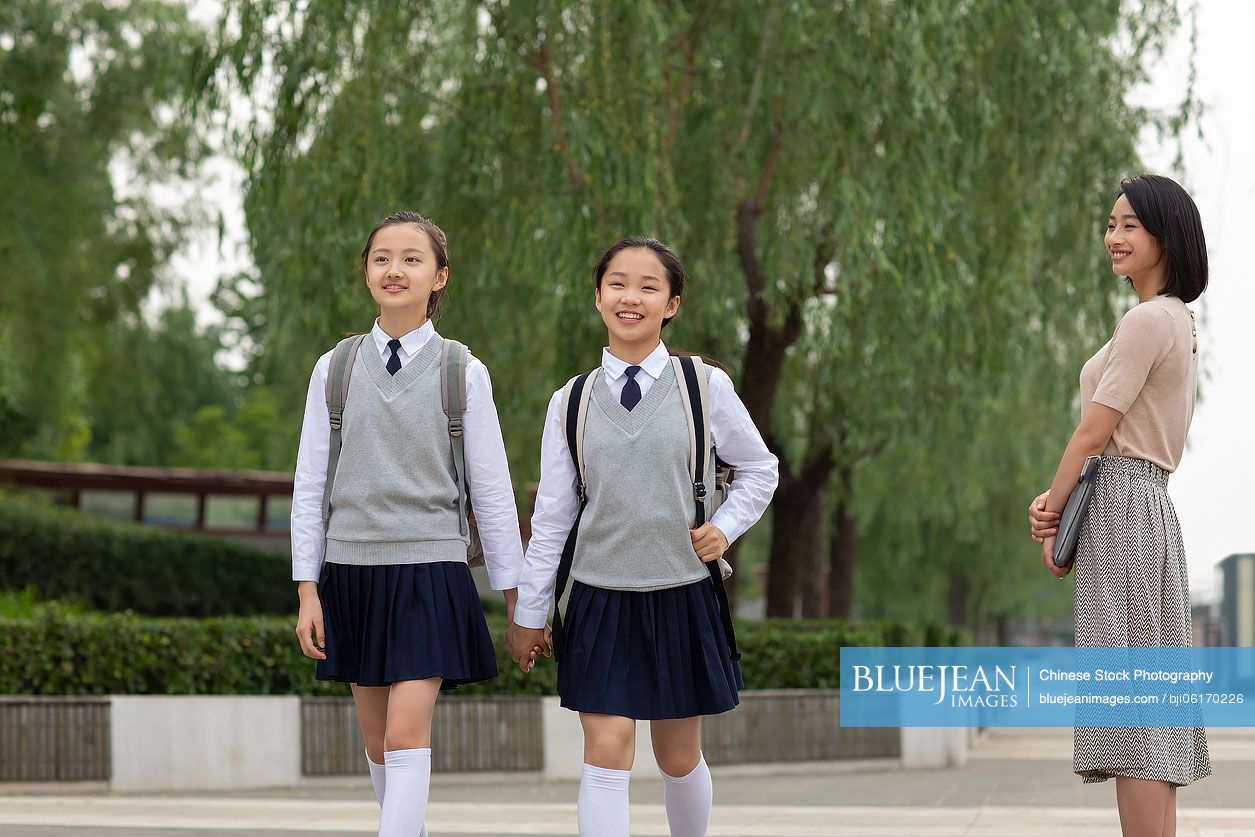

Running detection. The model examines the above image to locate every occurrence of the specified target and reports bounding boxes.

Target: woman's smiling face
[1105,193,1165,279]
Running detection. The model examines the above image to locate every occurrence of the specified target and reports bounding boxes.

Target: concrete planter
[110,696,301,791]
[0,691,965,790]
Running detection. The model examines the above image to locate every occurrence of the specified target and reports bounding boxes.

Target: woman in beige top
[1029,174,1210,836]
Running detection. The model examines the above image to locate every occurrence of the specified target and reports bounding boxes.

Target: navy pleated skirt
[316,561,497,690]
[557,576,743,720]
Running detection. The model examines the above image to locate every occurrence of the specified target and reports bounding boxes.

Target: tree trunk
[732,190,822,619]
[828,466,855,619]
[995,612,1010,646]
[765,445,835,618]
[739,308,801,432]
[765,481,807,618]
[799,497,827,617]
[947,574,969,628]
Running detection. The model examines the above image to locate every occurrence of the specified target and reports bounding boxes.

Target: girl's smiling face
[595,247,680,346]
[364,223,448,317]
[1105,194,1165,280]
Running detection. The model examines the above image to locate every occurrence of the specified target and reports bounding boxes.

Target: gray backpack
[319,334,484,566]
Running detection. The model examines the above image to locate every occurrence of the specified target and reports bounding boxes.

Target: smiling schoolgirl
[291,211,526,837]
[509,236,778,837]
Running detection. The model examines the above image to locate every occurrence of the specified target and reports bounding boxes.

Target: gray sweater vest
[324,336,469,566]
[572,361,717,591]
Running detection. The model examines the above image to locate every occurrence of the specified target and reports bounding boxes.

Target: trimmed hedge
[0,599,969,696]
[0,493,292,616]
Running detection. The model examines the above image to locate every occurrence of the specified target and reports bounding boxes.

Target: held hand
[1040,536,1070,580]
[1028,491,1060,543]
[506,624,547,673]
[295,583,326,660]
[690,523,730,563]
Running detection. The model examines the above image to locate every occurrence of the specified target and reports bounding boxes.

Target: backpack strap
[671,355,712,526]
[322,334,368,527]
[559,369,599,503]
[551,369,598,661]
[671,354,741,662]
[440,339,471,537]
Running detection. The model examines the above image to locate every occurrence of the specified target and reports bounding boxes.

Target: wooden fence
[704,690,897,763]
[301,696,545,775]
[0,697,111,781]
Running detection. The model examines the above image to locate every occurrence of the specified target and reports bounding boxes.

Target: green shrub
[0,595,969,696]
[0,493,293,617]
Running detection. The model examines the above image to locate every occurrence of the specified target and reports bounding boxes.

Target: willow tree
[0,0,208,459]
[203,0,1188,618]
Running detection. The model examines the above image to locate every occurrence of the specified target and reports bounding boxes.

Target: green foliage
[0,0,211,460]
[0,594,968,695]
[0,588,91,619]
[171,386,294,471]
[200,0,1193,628]
[84,300,242,466]
[0,493,291,617]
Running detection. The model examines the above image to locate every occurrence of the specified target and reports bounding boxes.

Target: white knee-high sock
[378,748,432,837]
[366,749,387,806]
[660,753,712,837]
[366,750,429,836]
[577,763,631,837]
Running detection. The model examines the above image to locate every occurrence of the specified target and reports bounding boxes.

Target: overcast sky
[1133,1,1255,603]
[168,3,1251,602]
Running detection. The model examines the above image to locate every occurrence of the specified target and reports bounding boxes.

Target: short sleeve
[1091,304,1175,414]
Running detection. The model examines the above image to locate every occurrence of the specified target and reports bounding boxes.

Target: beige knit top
[1078,295,1198,472]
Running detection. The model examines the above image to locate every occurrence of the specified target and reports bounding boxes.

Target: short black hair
[1118,174,1208,303]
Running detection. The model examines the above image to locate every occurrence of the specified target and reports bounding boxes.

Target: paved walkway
[2,728,1252,836]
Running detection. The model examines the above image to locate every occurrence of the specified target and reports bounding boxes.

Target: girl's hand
[1040,536,1070,580]
[506,624,547,673]
[691,523,729,563]
[1028,491,1060,543]
[295,582,326,660]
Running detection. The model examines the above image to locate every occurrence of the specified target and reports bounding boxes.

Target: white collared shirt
[290,320,524,588]
[513,340,779,628]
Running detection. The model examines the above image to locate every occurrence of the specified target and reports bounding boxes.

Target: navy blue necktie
[620,365,642,411]
[385,339,402,376]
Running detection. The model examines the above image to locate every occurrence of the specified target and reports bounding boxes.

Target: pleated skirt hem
[315,561,498,690]
[557,577,743,721]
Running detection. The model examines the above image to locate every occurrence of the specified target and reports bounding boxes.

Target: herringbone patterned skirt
[1072,455,1211,786]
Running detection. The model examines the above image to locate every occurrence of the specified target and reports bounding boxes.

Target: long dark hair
[360,211,450,319]
[1118,175,1208,303]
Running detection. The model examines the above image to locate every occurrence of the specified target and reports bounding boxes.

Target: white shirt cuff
[291,564,321,583]
[512,604,551,629]
[486,566,522,591]
[709,511,745,546]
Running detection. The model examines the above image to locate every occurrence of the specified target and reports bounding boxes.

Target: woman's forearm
[1045,431,1104,514]
[1044,403,1123,514]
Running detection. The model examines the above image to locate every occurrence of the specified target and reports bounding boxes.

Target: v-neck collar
[361,331,443,400]
[591,356,676,435]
